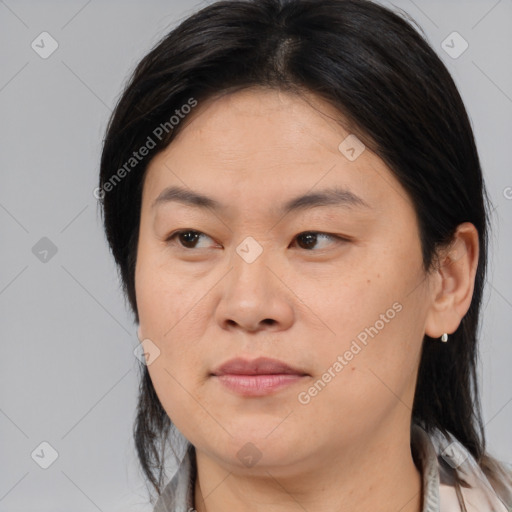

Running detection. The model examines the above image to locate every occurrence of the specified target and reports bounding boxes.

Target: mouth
[211,357,309,397]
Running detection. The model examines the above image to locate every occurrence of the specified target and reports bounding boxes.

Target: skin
[135,87,479,512]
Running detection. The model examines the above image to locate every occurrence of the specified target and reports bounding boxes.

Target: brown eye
[292,231,345,250]
[166,230,215,249]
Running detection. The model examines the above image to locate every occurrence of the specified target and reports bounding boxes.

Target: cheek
[146,359,213,444]
[293,265,403,345]
[299,258,426,398]
[296,308,423,443]
[135,254,213,387]
[135,246,203,338]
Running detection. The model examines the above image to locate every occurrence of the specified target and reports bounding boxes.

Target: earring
[441,333,448,342]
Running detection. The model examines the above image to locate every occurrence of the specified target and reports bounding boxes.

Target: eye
[165,229,347,251]
[166,229,218,249]
[291,231,346,251]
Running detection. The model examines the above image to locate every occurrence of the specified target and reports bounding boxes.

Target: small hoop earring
[441,333,448,342]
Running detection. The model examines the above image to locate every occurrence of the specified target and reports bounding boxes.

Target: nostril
[223,318,277,329]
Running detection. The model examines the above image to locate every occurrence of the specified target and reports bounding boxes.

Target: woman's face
[135,88,434,473]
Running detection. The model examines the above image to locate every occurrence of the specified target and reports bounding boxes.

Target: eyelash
[165,229,349,251]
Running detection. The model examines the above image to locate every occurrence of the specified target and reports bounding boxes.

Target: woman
[98,0,512,510]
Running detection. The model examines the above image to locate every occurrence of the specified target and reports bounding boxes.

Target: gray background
[1,0,511,511]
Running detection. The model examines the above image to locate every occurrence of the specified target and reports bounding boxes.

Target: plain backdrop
[1,0,511,510]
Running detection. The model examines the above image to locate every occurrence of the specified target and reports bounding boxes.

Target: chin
[205,422,307,469]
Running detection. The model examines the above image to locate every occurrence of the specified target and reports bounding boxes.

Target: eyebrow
[151,185,370,214]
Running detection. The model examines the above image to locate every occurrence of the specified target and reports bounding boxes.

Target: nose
[214,245,295,333]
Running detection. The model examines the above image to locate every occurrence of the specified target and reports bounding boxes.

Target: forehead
[170,87,354,159]
[142,88,413,217]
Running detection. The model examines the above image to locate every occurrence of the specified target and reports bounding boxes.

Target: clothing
[153,423,512,512]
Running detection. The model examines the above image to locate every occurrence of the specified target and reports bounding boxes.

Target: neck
[193,422,423,512]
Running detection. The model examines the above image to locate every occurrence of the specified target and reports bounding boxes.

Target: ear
[137,325,143,341]
[424,222,479,339]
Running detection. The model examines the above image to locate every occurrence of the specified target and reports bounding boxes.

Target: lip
[211,357,309,397]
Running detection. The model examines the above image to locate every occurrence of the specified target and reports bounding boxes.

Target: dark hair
[99,0,504,501]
